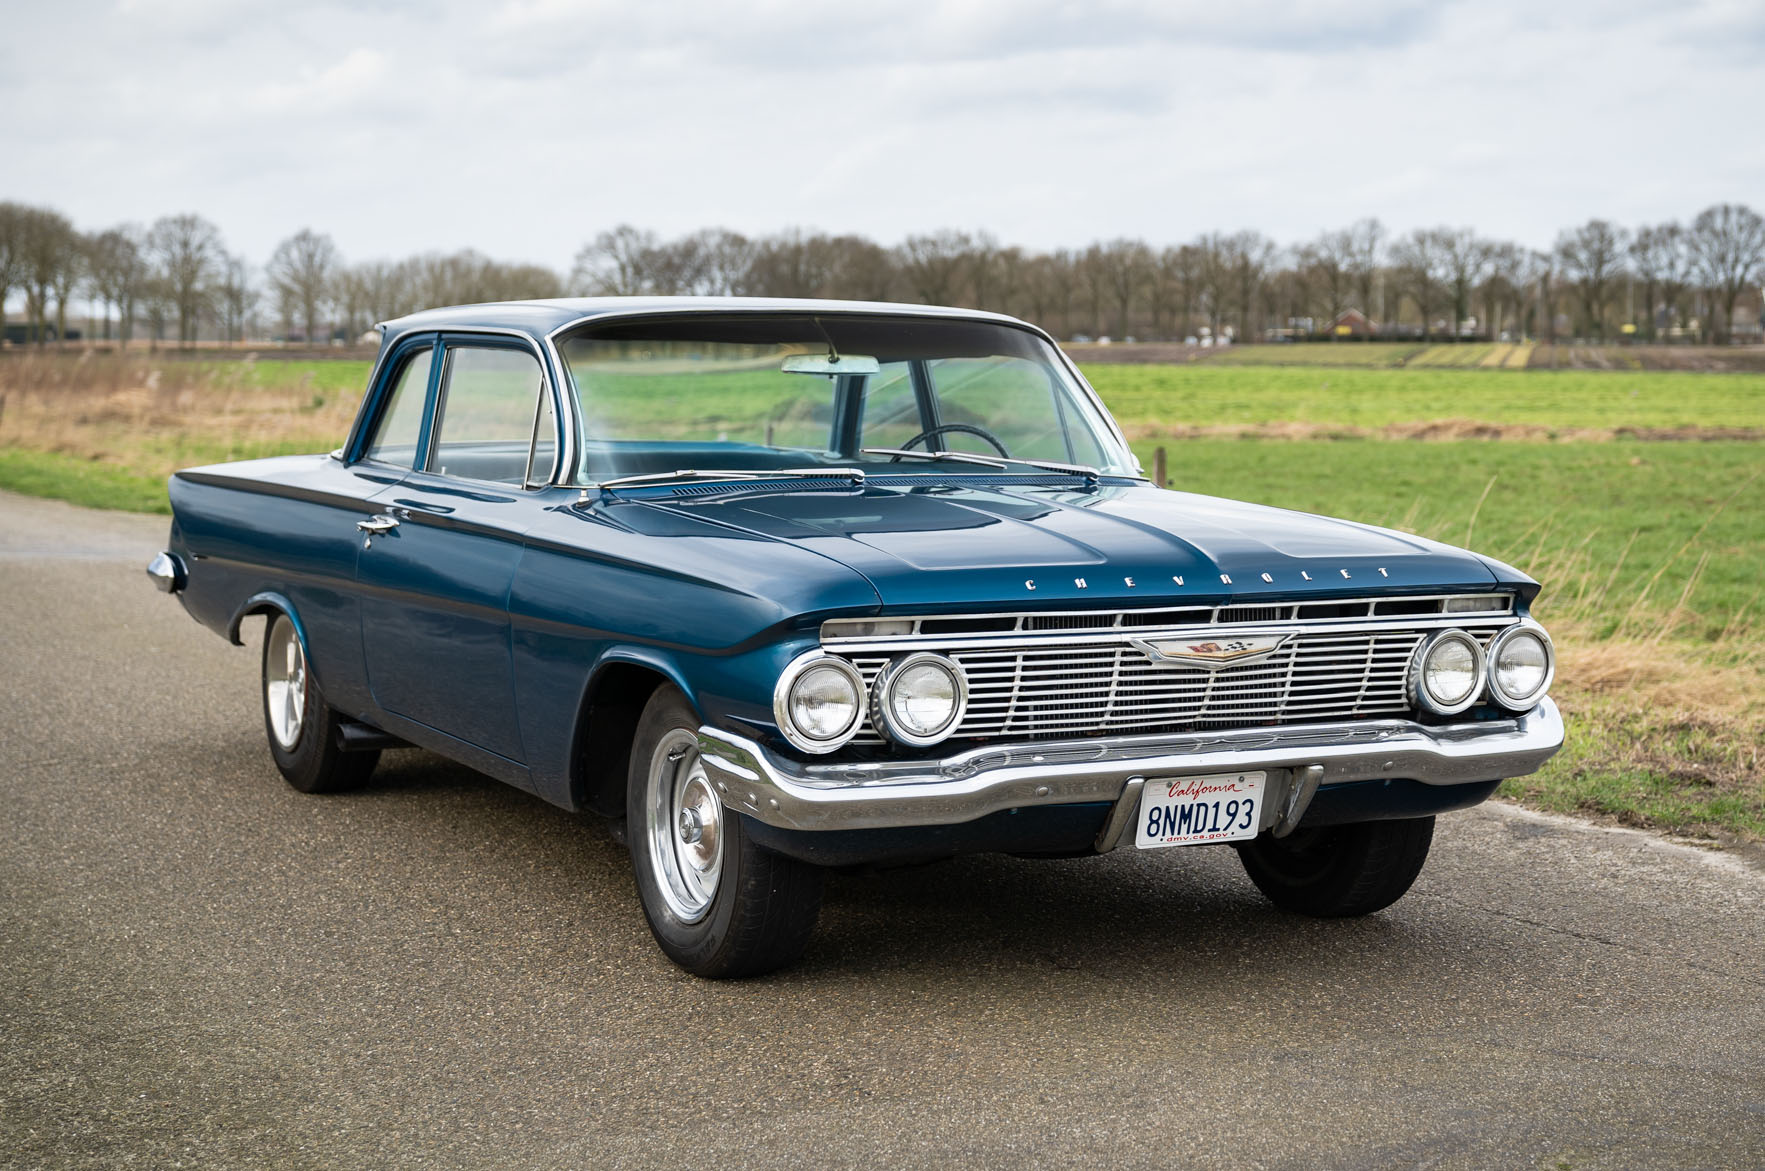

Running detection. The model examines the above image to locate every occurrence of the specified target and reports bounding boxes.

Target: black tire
[627,685,823,978]
[261,612,379,795]
[1235,816,1435,917]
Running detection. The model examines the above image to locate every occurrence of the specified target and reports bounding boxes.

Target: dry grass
[0,351,363,481]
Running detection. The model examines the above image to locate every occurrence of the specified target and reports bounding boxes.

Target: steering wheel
[894,423,1012,459]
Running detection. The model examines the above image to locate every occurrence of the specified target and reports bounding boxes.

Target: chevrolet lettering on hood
[153,296,1564,979]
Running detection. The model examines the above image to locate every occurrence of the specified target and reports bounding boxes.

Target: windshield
[556,313,1136,484]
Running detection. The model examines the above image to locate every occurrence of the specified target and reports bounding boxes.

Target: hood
[636,479,1498,612]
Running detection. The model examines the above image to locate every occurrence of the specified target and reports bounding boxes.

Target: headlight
[1487,621,1554,709]
[773,654,865,753]
[872,653,968,747]
[1409,629,1486,716]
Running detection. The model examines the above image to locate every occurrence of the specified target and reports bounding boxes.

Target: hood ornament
[1130,634,1293,671]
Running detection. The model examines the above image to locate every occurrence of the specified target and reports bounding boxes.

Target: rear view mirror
[781,353,880,375]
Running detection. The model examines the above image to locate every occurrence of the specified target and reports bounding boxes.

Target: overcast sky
[5,0,1762,269]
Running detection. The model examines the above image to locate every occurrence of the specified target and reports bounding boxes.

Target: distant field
[1086,363,1765,434]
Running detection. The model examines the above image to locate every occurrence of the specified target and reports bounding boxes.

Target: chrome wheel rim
[645,728,724,924]
[265,616,307,751]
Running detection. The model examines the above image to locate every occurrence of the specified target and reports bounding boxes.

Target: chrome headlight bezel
[871,652,969,748]
[1408,628,1487,716]
[1486,619,1555,710]
[772,652,866,754]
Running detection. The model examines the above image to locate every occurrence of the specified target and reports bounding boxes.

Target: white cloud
[2,0,1759,269]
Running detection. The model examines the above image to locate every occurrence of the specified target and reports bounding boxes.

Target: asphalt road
[3,489,1763,1170]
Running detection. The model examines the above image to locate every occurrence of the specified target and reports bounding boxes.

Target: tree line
[1,200,1761,347]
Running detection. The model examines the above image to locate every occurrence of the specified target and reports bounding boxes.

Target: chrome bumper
[697,697,1564,834]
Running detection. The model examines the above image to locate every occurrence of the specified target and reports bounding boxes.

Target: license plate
[1135,771,1266,849]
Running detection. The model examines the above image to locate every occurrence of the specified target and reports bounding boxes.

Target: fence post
[1152,446,1167,488]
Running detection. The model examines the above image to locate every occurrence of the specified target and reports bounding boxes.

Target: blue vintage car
[152,298,1563,976]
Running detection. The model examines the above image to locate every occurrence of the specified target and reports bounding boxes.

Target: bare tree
[0,202,26,337]
[213,254,255,342]
[1554,219,1628,340]
[1438,229,1492,338]
[1302,227,1356,327]
[896,230,974,305]
[1688,203,1765,343]
[1629,223,1690,340]
[266,228,340,344]
[1346,218,1384,322]
[1391,228,1451,339]
[1090,238,1152,339]
[148,213,223,345]
[571,225,660,295]
[85,226,148,342]
[50,242,86,346]
[690,229,755,296]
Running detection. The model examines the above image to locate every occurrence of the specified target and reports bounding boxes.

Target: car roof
[377,296,1038,350]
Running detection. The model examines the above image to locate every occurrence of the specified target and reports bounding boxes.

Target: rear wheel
[627,685,823,977]
[1235,816,1434,917]
[262,612,378,794]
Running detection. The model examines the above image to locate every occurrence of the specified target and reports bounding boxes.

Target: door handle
[356,514,401,535]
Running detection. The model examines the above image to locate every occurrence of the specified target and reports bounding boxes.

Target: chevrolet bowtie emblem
[1130,634,1293,670]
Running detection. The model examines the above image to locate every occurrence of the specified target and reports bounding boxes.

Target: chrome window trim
[772,651,867,755]
[543,305,1141,486]
[361,324,573,489]
[1485,618,1556,710]
[1408,629,1488,716]
[869,652,970,748]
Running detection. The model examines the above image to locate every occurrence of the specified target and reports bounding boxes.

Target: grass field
[2,349,1760,842]
[1086,364,1765,434]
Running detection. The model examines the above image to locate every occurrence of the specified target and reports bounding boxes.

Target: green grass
[1083,364,1765,432]
[1504,693,1765,840]
[1127,439,1763,644]
[0,447,170,513]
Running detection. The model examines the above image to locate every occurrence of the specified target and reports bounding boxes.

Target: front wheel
[262,612,378,794]
[1235,816,1434,917]
[627,685,823,978]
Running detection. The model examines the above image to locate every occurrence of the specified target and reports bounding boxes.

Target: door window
[364,347,433,468]
[430,345,551,485]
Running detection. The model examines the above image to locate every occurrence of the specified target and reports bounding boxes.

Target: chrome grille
[837,600,1511,745]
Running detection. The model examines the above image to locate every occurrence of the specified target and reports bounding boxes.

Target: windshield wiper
[595,467,866,490]
[860,447,1008,470]
[862,447,1100,482]
[996,456,1102,482]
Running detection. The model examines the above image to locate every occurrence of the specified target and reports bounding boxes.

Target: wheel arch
[227,590,303,647]
[568,651,698,818]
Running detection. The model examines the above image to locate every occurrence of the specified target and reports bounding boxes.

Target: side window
[430,345,550,485]
[364,347,433,468]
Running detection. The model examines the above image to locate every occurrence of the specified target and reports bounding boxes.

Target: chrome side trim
[696,698,1564,833]
[146,551,186,593]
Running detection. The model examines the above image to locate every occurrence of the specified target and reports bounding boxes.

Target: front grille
[832,598,1513,746]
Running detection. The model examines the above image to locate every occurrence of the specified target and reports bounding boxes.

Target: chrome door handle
[356,514,400,535]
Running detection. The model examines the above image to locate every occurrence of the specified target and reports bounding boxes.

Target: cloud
[2,0,1760,269]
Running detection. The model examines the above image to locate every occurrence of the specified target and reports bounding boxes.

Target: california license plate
[1135,771,1267,849]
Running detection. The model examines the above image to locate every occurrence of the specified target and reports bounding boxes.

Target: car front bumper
[696,697,1564,841]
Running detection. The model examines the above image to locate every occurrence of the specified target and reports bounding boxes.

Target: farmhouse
[1324,308,1377,337]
